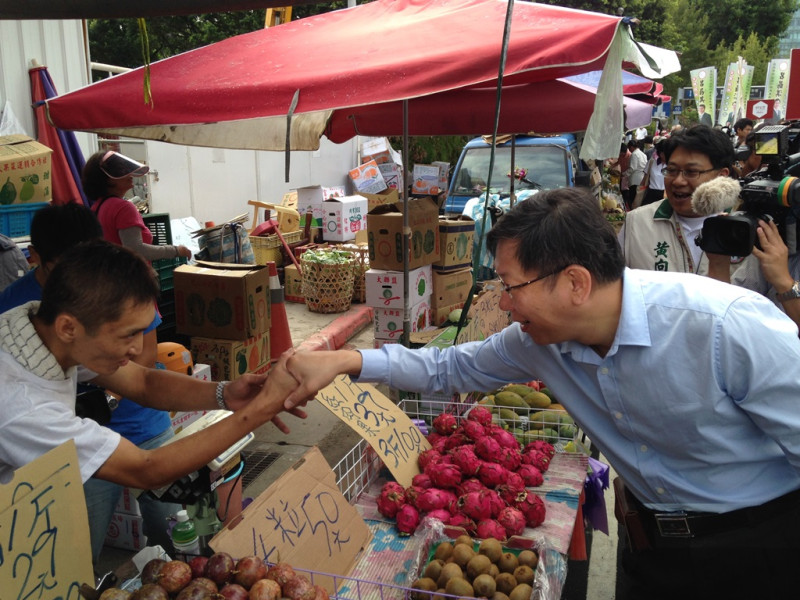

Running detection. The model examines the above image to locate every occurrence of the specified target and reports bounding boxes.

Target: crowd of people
[1,110,800,598]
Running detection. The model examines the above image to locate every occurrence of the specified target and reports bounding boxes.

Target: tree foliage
[694,0,795,50]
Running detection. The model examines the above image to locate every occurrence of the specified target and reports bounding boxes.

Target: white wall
[1,18,360,230]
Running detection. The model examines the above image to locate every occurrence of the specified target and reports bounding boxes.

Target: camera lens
[718,219,754,249]
[778,176,800,208]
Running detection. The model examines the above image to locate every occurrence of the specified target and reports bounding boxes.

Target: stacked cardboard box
[430,268,473,326]
[173,262,272,379]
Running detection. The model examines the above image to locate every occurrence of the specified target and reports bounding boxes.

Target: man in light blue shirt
[284,187,800,598]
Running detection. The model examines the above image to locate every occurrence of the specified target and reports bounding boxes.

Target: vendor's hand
[753,219,794,292]
[176,245,192,259]
[221,371,269,412]
[261,355,307,434]
[284,349,363,410]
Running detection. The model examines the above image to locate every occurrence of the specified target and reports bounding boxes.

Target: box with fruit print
[373,300,431,340]
[0,135,53,204]
[190,332,270,381]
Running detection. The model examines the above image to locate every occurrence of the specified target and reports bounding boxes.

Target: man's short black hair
[662,125,735,173]
[734,118,754,132]
[486,187,624,285]
[37,240,159,334]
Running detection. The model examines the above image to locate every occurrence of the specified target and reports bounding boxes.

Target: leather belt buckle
[654,511,694,538]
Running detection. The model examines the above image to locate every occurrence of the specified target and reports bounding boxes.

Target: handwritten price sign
[317,375,431,487]
[0,441,93,599]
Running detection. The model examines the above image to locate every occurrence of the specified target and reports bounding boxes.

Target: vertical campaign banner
[740,63,754,111]
[765,57,791,120]
[690,67,717,125]
[719,62,740,126]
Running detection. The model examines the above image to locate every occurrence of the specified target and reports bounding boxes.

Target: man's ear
[53,313,79,343]
[562,265,593,304]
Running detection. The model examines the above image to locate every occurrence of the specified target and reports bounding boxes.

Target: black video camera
[698,122,800,256]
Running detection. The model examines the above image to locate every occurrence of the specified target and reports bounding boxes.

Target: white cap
[176,509,189,522]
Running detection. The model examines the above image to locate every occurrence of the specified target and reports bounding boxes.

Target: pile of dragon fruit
[376,405,555,540]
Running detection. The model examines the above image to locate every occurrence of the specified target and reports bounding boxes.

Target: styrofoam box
[365,265,432,309]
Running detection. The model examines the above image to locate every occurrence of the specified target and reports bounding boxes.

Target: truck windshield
[452,146,570,197]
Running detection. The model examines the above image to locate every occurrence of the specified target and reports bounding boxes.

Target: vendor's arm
[118,227,191,261]
[95,358,300,489]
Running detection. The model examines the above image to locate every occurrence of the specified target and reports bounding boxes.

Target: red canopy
[46,0,678,156]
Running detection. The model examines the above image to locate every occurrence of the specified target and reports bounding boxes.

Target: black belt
[638,487,800,539]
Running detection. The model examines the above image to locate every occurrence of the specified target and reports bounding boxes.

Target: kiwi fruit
[512,565,534,586]
[488,564,500,578]
[466,554,492,580]
[423,559,445,582]
[478,538,503,563]
[491,593,510,600]
[434,542,454,562]
[497,552,519,574]
[508,583,532,600]
[454,535,474,547]
[437,562,464,589]
[445,577,475,598]
[517,550,538,569]
[410,578,438,600]
[494,573,518,596]
[473,574,497,598]
[451,543,477,568]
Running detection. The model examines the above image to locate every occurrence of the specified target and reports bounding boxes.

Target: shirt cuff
[354,348,391,384]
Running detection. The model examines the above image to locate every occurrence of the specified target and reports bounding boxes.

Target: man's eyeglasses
[662,166,717,180]
[491,266,566,299]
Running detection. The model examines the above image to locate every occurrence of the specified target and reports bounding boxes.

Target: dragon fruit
[381,481,405,496]
[426,432,443,445]
[438,454,454,465]
[424,509,452,523]
[523,439,556,459]
[521,449,551,473]
[444,432,471,452]
[457,478,487,496]
[505,470,526,491]
[396,504,421,535]
[467,405,493,426]
[492,428,520,450]
[433,413,458,436]
[428,463,463,489]
[461,420,487,442]
[517,491,547,527]
[417,488,452,512]
[497,484,528,507]
[474,436,502,461]
[376,487,406,518]
[457,490,494,522]
[484,489,505,517]
[478,462,509,489]
[430,436,448,453]
[404,485,425,508]
[476,519,508,541]
[497,506,527,537]
[517,464,544,487]
[497,447,522,471]
[418,449,443,470]
[450,445,482,476]
[411,473,434,489]
[447,513,477,534]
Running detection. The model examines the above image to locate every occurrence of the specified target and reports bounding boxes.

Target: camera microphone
[690,176,742,216]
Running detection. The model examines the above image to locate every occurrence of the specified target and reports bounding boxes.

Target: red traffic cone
[268,261,293,362]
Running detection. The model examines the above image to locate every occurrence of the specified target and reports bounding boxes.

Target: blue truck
[443,134,588,216]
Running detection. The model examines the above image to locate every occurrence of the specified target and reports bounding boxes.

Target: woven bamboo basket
[301,254,356,313]
[340,243,370,303]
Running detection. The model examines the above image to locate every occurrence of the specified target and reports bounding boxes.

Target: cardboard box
[114,487,142,516]
[322,194,368,242]
[296,185,346,228]
[374,299,431,340]
[104,512,148,551]
[348,159,387,195]
[0,135,53,204]
[174,262,270,339]
[378,162,403,189]
[432,161,450,192]
[431,300,466,327]
[1,442,94,595]
[360,137,401,165]
[367,197,440,270]
[435,215,475,271]
[284,264,304,303]
[210,447,371,594]
[358,187,399,212]
[365,265,432,308]
[411,164,442,196]
[432,267,473,309]
[170,363,212,435]
[190,332,271,381]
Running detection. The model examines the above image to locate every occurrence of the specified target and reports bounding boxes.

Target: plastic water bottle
[172,509,200,560]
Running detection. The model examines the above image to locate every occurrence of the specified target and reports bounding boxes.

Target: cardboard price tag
[0,441,93,599]
[317,375,431,488]
[210,447,371,594]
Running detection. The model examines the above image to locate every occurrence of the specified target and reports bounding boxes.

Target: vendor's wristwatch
[777,281,800,302]
[216,380,230,410]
